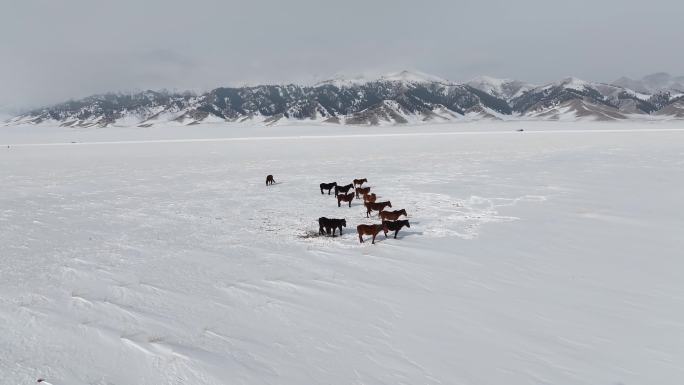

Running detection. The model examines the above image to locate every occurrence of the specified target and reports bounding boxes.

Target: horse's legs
[348,200,352,208]
[338,200,341,207]
[319,225,324,235]
[394,230,398,239]
[339,226,343,235]
[358,234,363,243]
[371,233,376,244]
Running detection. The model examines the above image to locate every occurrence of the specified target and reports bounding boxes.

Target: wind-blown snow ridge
[315,70,451,88]
[613,72,684,94]
[556,77,590,90]
[379,70,452,84]
[314,74,375,88]
[467,76,536,101]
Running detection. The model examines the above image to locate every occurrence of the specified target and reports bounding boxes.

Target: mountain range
[5,71,684,127]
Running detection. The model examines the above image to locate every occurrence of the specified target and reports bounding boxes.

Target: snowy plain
[1,121,683,385]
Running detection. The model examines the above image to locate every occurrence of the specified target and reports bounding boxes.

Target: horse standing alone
[320,182,337,195]
[266,175,275,186]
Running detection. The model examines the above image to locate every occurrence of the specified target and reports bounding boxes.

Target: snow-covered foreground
[1,123,683,385]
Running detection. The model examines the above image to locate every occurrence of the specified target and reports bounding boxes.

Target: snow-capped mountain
[508,77,683,120]
[466,76,535,101]
[378,70,452,85]
[7,72,511,127]
[6,71,684,127]
[613,73,684,94]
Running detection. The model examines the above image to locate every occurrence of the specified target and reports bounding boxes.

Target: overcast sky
[1,0,682,112]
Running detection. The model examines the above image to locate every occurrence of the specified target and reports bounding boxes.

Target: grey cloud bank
[1,0,682,111]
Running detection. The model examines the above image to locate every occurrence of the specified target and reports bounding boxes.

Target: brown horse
[357,223,388,244]
[355,186,371,199]
[379,209,408,221]
[337,192,355,207]
[353,178,367,187]
[365,201,392,218]
[363,193,377,203]
[319,217,346,237]
[382,220,410,239]
[266,175,275,186]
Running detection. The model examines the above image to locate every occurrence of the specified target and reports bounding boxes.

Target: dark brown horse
[319,217,346,237]
[335,183,354,196]
[337,192,355,207]
[266,175,275,186]
[365,201,392,218]
[357,223,388,244]
[353,178,367,187]
[320,182,337,195]
[379,209,408,222]
[363,193,377,203]
[382,220,410,239]
[355,186,371,199]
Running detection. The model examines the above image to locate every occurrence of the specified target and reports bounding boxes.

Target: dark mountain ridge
[6,71,684,127]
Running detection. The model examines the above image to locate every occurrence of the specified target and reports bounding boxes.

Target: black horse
[320,182,337,195]
[334,183,354,196]
[318,217,347,237]
[382,220,410,239]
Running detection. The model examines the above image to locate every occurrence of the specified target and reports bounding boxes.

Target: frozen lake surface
[1,122,683,384]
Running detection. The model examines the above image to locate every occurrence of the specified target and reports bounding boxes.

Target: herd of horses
[316,178,410,244]
[266,175,410,244]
